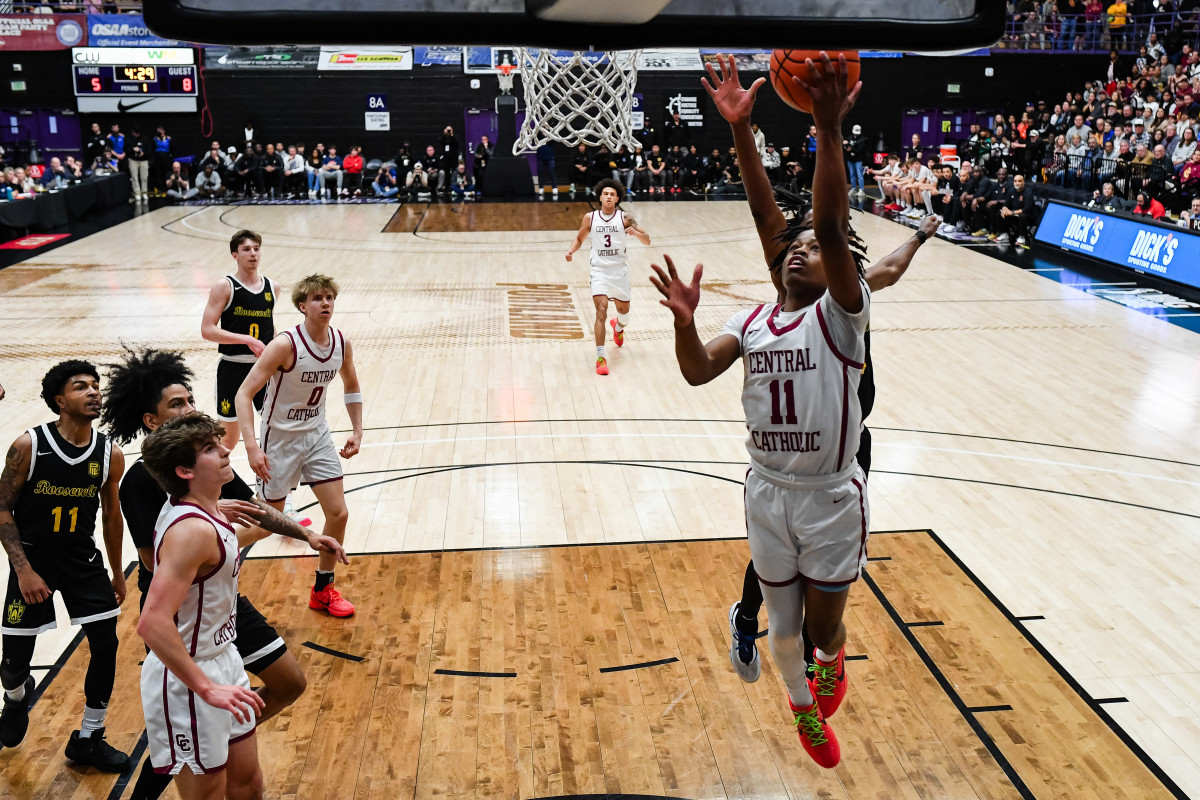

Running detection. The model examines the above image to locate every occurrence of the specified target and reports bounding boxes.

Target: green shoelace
[809,660,838,697]
[792,705,828,746]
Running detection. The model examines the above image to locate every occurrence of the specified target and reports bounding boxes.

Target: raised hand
[918,214,940,238]
[649,254,703,328]
[791,52,861,131]
[701,53,766,125]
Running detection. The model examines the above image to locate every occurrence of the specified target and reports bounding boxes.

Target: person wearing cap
[1131,118,1150,150]
[761,142,781,184]
[843,124,869,196]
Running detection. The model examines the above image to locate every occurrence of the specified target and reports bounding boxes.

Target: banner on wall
[0,14,86,51]
[87,13,179,47]
[203,46,321,70]
[637,49,704,71]
[317,47,412,70]
[699,49,770,72]
[414,46,462,66]
[1034,200,1200,290]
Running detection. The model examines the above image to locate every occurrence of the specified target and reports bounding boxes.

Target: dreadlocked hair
[769,186,868,278]
[101,346,195,445]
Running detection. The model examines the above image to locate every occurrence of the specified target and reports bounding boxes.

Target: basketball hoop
[497,63,516,97]
[512,48,641,155]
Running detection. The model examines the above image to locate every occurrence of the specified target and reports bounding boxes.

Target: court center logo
[1061,213,1103,253]
[88,461,100,478]
[6,598,25,626]
[1126,229,1177,274]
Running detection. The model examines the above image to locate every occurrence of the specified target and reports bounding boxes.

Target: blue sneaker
[728,602,761,683]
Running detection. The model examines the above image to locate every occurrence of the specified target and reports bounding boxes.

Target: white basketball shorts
[590,264,631,302]
[744,461,870,591]
[141,646,256,776]
[258,423,343,502]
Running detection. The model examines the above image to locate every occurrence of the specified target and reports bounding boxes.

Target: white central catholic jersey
[724,286,870,479]
[261,324,344,433]
[152,500,239,661]
[589,208,627,269]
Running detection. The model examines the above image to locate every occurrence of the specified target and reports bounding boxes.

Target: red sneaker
[789,691,841,769]
[609,318,624,347]
[595,356,609,375]
[309,583,355,617]
[809,647,848,718]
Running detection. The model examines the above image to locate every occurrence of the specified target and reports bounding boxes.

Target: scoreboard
[71,47,198,113]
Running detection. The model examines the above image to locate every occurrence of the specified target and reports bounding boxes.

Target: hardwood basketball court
[0,200,1197,798]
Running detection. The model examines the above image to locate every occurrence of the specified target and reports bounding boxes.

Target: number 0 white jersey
[589,209,628,269]
[261,324,344,433]
[152,499,240,661]
[722,284,870,480]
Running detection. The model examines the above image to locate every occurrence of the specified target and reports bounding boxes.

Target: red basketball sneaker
[789,691,841,769]
[595,357,609,375]
[609,318,624,347]
[310,582,355,617]
[809,647,848,718]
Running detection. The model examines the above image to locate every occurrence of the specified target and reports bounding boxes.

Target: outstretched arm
[865,214,938,292]
[794,53,863,313]
[702,54,788,267]
[650,255,740,386]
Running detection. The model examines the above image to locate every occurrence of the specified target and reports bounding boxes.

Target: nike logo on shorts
[832,494,849,504]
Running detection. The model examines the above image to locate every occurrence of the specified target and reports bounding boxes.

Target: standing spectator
[282,145,306,197]
[234,144,261,197]
[802,125,818,186]
[750,122,766,155]
[164,162,195,201]
[1084,0,1104,48]
[318,145,344,199]
[1108,0,1130,49]
[1056,0,1082,49]
[537,142,558,196]
[243,119,255,149]
[844,124,869,195]
[260,142,284,197]
[905,132,925,163]
[438,126,461,193]
[571,143,592,192]
[107,123,126,169]
[195,163,225,199]
[85,122,107,166]
[474,135,495,193]
[127,126,150,202]
[341,145,364,197]
[663,111,690,148]
[152,126,172,193]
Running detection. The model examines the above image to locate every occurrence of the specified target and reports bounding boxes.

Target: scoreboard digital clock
[71,47,198,113]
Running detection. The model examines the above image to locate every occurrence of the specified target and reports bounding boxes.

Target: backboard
[144,0,1007,51]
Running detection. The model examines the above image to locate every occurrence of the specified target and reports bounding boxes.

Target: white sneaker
[1016,236,1027,247]
[283,494,312,527]
[995,232,1010,243]
[728,602,761,683]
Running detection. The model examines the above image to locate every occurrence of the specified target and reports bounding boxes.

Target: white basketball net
[512,48,641,155]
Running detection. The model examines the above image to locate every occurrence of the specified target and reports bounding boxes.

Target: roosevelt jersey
[152,500,239,660]
[589,209,627,269]
[218,275,275,363]
[13,424,111,548]
[260,324,344,433]
[723,283,870,480]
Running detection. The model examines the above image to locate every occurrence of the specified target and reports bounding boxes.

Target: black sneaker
[0,676,35,747]
[65,727,130,772]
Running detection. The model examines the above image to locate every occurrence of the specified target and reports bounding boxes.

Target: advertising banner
[0,15,86,51]
[317,47,413,71]
[86,13,178,48]
[1034,200,1200,290]
[637,49,704,71]
[203,46,321,71]
[700,49,770,72]
[414,46,462,66]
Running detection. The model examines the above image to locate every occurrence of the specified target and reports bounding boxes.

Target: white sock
[615,312,629,330]
[790,684,815,708]
[596,346,606,359]
[922,191,934,215]
[5,681,27,703]
[81,704,107,737]
[814,646,839,664]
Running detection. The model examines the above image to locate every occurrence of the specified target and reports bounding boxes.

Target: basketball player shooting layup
[565,178,651,375]
[236,274,362,618]
[652,53,864,769]
[700,54,938,693]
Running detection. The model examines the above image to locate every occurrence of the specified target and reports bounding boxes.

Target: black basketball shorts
[234,594,287,674]
[215,359,265,422]
[2,543,119,635]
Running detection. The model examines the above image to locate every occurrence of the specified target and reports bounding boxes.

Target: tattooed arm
[220,498,349,564]
[0,434,49,604]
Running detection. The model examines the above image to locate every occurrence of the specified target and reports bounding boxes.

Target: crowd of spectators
[998,2,1200,53]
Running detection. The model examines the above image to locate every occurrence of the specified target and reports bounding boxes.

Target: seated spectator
[702,148,724,191]
[282,145,306,197]
[1179,149,1200,197]
[372,165,399,198]
[1132,190,1166,218]
[39,157,73,189]
[260,142,284,197]
[1172,126,1198,164]
[666,145,685,193]
[195,163,226,199]
[627,146,649,194]
[342,145,365,197]
[682,144,704,190]
[611,146,632,185]
[307,143,326,197]
[405,161,432,198]
[197,143,230,183]
[63,156,85,182]
[421,145,443,193]
[571,143,592,193]
[449,163,476,200]
[318,145,344,199]
[93,147,119,176]
[165,162,196,202]
[761,142,782,186]
[711,157,744,194]
[1087,181,1131,211]
[647,144,667,194]
[1177,196,1200,230]
[990,172,1033,245]
[233,145,261,197]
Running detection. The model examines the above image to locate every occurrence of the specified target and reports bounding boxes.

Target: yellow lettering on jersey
[32,481,98,498]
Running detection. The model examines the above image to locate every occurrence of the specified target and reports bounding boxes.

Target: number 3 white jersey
[261,324,344,433]
[722,284,870,480]
[589,209,627,269]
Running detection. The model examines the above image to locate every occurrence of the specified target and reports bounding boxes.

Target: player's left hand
[918,214,940,238]
[307,533,350,565]
[792,52,861,130]
[340,433,361,459]
[701,53,766,125]
[111,570,126,605]
[218,499,262,527]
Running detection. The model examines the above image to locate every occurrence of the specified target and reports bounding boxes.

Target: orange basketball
[769,50,861,113]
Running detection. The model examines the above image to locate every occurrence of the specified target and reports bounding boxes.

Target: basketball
[769,50,861,113]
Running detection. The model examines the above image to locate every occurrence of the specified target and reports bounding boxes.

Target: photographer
[438,126,461,193]
[372,164,399,198]
[843,124,869,196]
[405,161,431,198]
